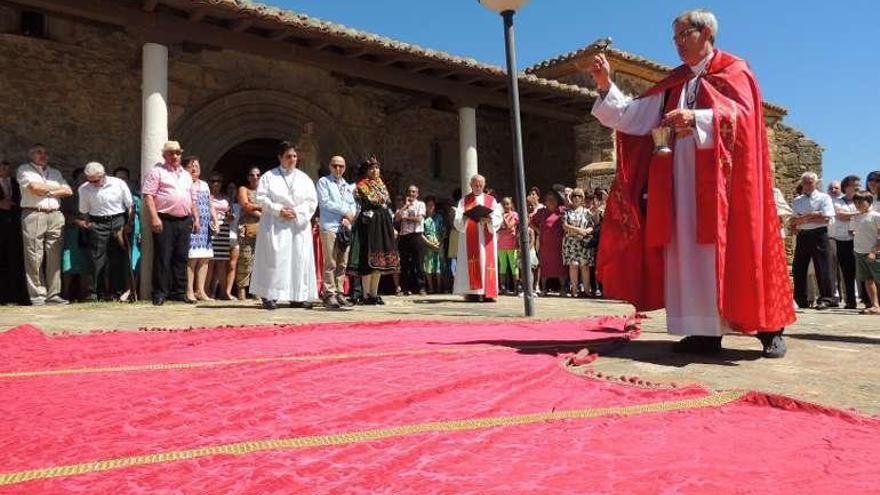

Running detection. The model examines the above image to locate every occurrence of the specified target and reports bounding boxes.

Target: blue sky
[272,0,878,183]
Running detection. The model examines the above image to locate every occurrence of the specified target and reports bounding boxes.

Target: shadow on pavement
[788,333,880,345]
[601,339,764,367]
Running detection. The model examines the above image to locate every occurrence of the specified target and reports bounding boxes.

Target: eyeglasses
[87,176,104,184]
[673,26,701,42]
[168,150,182,156]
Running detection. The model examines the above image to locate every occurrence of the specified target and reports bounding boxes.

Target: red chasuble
[464,193,498,299]
[597,49,796,333]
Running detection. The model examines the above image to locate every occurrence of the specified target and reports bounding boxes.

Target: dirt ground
[1,294,877,415]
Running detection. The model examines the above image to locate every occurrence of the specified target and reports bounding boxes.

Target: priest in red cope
[587,9,795,357]
[454,174,503,302]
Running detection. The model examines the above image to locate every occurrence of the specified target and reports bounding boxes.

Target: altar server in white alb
[453,174,503,302]
[250,141,318,310]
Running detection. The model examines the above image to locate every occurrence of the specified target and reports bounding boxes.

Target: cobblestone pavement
[1,295,877,414]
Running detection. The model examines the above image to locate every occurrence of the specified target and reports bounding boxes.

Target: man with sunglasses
[142,141,199,306]
[76,161,133,301]
[16,144,73,305]
[588,9,794,357]
[316,155,356,309]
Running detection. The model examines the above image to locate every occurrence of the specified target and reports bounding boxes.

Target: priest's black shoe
[672,336,702,353]
[673,336,722,354]
[290,301,314,309]
[152,296,165,306]
[261,298,277,310]
[760,329,787,358]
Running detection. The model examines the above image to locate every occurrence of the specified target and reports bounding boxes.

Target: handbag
[335,224,352,251]
[238,222,259,241]
[585,224,601,249]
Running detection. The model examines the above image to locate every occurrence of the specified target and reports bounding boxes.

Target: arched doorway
[214,138,280,185]
[172,89,359,182]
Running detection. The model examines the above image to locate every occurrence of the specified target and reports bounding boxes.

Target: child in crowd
[497,197,520,295]
[422,196,444,293]
[852,191,880,314]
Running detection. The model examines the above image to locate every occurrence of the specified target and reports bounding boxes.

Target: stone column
[139,43,169,298]
[458,106,478,194]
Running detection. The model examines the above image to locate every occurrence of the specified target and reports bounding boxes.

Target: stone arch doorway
[214,138,280,186]
[172,89,360,183]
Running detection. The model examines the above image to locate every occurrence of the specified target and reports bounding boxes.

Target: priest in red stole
[454,174,503,302]
[587,9,795,357]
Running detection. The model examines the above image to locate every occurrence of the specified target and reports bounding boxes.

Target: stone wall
[0,9,578,205]
[768,122,824,200]
[0,9,141,175]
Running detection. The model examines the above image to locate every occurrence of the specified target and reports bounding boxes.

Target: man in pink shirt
[142,141,199,305]
[498,197,520,295]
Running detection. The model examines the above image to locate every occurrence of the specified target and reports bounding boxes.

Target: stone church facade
[1,0,820,203]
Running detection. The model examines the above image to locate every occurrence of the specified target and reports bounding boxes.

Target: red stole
[597,49,796,333]
[464,193,498,298]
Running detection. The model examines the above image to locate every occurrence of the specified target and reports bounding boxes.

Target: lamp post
[478,0,535,317]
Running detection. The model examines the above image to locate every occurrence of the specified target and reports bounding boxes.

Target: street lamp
[478,0,535,317]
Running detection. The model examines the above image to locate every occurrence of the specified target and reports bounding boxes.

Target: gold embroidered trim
[0,390,746,486]
[0,343,593,379]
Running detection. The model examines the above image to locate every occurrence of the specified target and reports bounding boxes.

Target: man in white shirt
[77,162,133,301]
[826,180,846,302]
[395,184,427,296]
[832,175,862,309]
[791,172,837,309]
[16,144,73,305]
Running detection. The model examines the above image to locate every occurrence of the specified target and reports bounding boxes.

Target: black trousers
[152,214,192,300]
[793,227,836,307]
[834,239,858,307]
[0,218,28,304]
[398,232,426,293]
[87,214,127,299]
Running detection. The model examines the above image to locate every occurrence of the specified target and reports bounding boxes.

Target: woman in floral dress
[562,188,595,298]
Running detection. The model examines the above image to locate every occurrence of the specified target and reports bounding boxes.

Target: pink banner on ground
[0,317,876,494]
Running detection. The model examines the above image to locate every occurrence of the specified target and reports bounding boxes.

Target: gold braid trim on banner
[0,342,595,380]
[0,390,746,487]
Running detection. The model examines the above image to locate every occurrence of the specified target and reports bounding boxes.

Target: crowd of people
[1,140,878,316]
[781,171,880,314]
[0,141,612,309]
